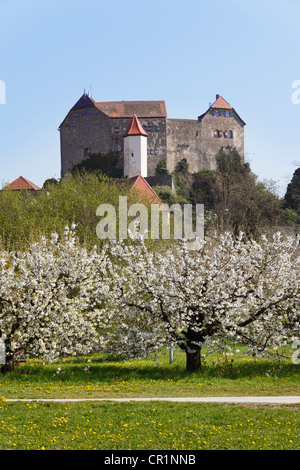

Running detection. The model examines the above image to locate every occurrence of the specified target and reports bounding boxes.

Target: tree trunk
[186,346,202,372]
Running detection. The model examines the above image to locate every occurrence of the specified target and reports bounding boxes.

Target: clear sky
[1,0,300,196]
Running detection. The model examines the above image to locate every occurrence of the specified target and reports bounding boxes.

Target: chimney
[216,94,220,100]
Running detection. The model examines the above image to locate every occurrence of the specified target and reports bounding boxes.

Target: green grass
[0,349,299,450]
[0,348,299,399]
[0,399,299,450]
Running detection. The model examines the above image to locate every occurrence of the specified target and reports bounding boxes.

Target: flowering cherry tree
[100,232,300,372]
[1,226,299,374]
[0,226,107,367]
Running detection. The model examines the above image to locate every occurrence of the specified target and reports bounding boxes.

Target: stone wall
[166,110,244,174]
[109,117,167,177]
[60,107,112,176]
[199,108,245,163]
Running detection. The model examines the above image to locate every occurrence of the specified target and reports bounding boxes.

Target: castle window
[114,127,120,134]
[196,131,198,137]
[214,130,221,138]
[215,110,220,116]
[149,149,154,155]
[224,131,228,138]
[225,110,230,117]
[84,148,91,157]
[152,125,157,132]
[228,130,233,139]
[84,109,90,116]
[225,146,231,154]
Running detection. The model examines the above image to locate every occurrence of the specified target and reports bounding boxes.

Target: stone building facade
[59,92,245,177]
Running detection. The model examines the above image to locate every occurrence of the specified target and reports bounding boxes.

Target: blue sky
[1,0,300,196]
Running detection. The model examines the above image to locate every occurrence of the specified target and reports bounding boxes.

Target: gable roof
[112,175,165,208]
[95,100,167,119]
[124,115,148,137]
[198,94,246,126]
[130,175,164,206]
[70,91,95,111]
[59,93,167,127]
[8,176,41,191]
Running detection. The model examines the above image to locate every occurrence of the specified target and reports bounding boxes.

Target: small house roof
[8,176,41,191]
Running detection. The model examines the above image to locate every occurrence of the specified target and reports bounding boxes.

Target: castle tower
[123,115,148,178]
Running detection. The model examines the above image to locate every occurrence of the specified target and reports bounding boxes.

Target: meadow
[0,348,299,450]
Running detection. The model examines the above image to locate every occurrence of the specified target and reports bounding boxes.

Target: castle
[59,92,246,178]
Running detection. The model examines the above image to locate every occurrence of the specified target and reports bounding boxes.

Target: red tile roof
[124,115,148,137]
[112,175,165,208]
[8,176,41,191]
[130,175,165,207]
[198,94,246,125]
[95,100,167,118]
[211,95,233,110]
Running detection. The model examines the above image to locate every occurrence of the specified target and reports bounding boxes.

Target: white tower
[123,115,148,178]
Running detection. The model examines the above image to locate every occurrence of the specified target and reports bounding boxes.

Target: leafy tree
[152,185,188,205]
[284,168,300,213]
[175,158,189,175]
[189,169,220,210]
[42,178,59,189]
[155,160,169,175]
[173,173,190,201]
[0,172,131,249]
[71,151,123,179]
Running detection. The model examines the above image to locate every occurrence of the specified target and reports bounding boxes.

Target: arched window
[228,130,233,139]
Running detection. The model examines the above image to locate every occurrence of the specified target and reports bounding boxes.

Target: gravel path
[5,396,300,404]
